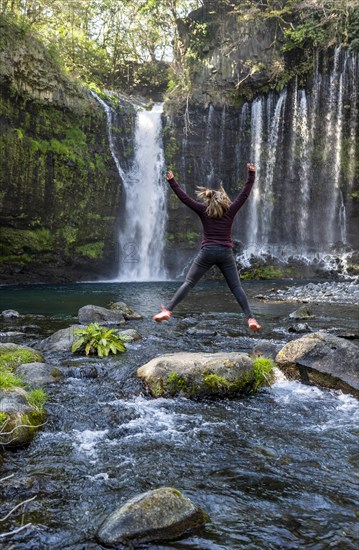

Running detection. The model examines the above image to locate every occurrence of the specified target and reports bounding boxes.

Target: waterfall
[232,47,359,267]
[204,104,215,184]
[117,104,167,281]
[247,98,264,249]
[92,93,167,281]
[90,91,126,181]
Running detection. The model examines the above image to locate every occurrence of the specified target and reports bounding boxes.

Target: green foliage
[0,412,8,424]
[0,347,43,371]
[72,323,130,357]
[75,241,105,259]
[27,388,47,409]
[0,368,24,390]
[252,358,275,391]
[241,266,294,280]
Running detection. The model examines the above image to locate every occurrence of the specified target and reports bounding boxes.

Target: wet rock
[110,302,143,320]
[187,322,218,337]
[288,323,311,334]
[262,281,359,305]
[289,306,315,320]
[119,329,142,341]
[0,331,25,342]
[137,352,274,398]
[96,487,208,547]
[275,332,359,397]
[1,309,20,318]
[16,362,62,386]
[61,365,98,379]
[36,325,87,352]
[0,389,45,448]
[78,305,125,325]
[252,342,279,360]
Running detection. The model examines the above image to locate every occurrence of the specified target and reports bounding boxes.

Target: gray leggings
[166,245,253,317]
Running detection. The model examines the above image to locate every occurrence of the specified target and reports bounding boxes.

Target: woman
[153,163,261,331]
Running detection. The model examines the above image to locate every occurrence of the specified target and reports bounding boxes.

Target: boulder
[187,322,218,337]
[289,306,315,320]
[78,305,125,325]
[275,332,359,397]
[0,389,46,448]
[110,302,143,320]
[1,309,20,318]
[96,487,208,547]
[36,325,87,352]
[137,352,274,398]
[119,329,142,341]
[288,323,311,333]
[16,362,62,386]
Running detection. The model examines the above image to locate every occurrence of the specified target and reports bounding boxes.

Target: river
[0,280,358,549]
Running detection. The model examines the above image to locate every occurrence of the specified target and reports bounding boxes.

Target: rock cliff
[0,18,130,283]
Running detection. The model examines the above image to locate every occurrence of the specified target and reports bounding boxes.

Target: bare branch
[0,496,37,522]
[0,523,32,538]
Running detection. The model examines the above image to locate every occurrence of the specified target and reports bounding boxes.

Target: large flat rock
[275,332,359,397]
[137,352,274,398]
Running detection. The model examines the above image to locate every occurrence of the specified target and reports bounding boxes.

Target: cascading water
[237,47,358,268]
[92,92,167,281]
[116,104,167,281]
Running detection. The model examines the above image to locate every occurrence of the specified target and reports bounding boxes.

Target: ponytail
[196,183,231,218]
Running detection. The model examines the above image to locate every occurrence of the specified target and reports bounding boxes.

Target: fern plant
[72,323,131,357]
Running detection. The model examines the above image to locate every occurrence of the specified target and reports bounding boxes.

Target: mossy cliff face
[0,19,126,283]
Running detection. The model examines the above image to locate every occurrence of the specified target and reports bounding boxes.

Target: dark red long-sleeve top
[168,171,255,248]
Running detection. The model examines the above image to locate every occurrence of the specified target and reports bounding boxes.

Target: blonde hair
[195,182,231,218]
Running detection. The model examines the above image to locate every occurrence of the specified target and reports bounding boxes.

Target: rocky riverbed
[0,280,358,549]
[256,280,359,305]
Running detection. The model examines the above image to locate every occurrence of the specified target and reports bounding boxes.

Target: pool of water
[0,281,358,549]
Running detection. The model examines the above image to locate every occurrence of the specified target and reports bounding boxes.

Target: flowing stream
[0,281,358,549]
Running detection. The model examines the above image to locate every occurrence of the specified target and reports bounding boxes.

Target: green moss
[164,371,188,395]
[203,373,231,392]
[241,266,294,280]
[252,358,275,391]
[75,241,104,259]
[0,227,53,256]
[0,412,8,424]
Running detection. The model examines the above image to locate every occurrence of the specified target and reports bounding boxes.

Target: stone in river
[96,487,208,547]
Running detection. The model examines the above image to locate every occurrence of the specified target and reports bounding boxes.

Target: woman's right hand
[166,170,174,180]
[246,163,256,173]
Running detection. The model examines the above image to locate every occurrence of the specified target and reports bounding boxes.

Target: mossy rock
[137,352,274,398]
[0,344,43,373]
[0,388,47,448]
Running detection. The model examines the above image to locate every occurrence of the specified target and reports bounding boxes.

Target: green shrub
[72,323,130,357]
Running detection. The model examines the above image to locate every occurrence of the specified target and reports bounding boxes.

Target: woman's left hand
[166,171,174,180]
[246,163,256,172]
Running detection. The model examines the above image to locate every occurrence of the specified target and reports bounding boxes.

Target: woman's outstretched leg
[153,248,213,322]
[217,250,261,331]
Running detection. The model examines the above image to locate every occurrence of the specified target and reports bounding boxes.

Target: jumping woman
[153,163,261,331]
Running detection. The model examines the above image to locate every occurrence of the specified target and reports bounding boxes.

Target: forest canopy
[0,0,358,93]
